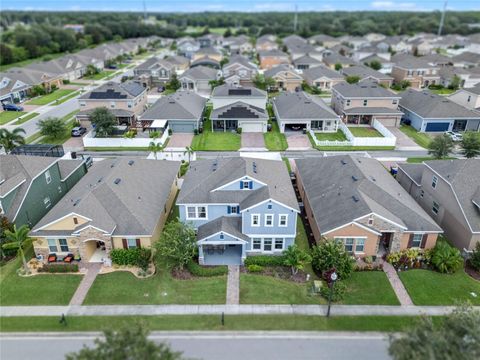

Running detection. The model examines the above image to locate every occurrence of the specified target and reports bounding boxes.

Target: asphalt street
[0,332,391,360]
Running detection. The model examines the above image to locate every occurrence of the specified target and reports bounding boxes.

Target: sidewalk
[1,304,476,317]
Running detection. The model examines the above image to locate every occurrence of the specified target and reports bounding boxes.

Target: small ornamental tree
[2,224,32,274]
[461,131,480,158]
[345,75,361,84]
[428,134,454,159]
[155,221,197,270]
[91,107,116,137]
[0,128,26,153]
[166,73,181,91]
[283,244,311,275]
[368,60,382,70]
[311,239,354,280]
[334,63,343,71]
[431,241,463,274]
[39,117,67,139]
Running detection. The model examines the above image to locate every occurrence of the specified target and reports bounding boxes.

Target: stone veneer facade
[356,215,405,253]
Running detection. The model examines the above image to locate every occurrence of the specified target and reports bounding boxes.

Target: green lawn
[191,119,241,151]
[54,90,81,105]
[83,266,227,305]
[83,70,115,80]
[315,130,348,141]
[27,89,76,105]
[12,112,39,125]
[406,157,455,163]
[399,269,480,305]
[342,272,400,305]
[431,88,456,95]
[0,246,83,306]
[0,111,27,125]
[348,127,383,138]
[317,146,395,151]
[400,125,432,148]
[0,315,437,333]
[282,157,292,173]
[264,120,288,151]
[85,147,151,151]
[26,132,43,144]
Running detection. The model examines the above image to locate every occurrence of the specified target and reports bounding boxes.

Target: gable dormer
[212,176,266,192]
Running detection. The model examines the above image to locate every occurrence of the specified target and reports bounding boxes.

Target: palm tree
[183,146,194,163]
[2,224,32,274]
[149,141,163,160]
[0,128,26,153]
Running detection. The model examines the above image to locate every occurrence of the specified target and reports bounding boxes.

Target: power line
[438,0,447,36]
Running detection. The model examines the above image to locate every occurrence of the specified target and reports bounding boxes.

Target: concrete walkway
[1,305,475,317]
[382,261,414,306]
[68,264,101,306]
[226,266,240,305]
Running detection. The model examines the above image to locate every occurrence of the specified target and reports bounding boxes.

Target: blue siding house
[177,157,299,265]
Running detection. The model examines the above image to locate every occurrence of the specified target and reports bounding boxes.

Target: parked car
[2,103,24,112]
[445,131,463,142]
[107,64,118,70]
[71,126,87,137]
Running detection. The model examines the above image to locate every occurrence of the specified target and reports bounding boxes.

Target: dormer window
[267,204,272,210]
[220,233,224,240]
[241,180,252,189]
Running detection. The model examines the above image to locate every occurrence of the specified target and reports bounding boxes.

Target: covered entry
[83,239,107,263]
[200,244,243,265]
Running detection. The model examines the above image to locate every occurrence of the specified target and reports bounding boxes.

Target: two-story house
[391,55,440,89]
[0,155,87,228]
[448,84,480,110]
[258,50,290,70]
[133,57,175,87]
[264,65,303,92]
[397,159,480,251]
[177,38,200,59]
[301,65,344,91]
[76,81,147,128]
[179,66,221,94]
[222,55,258,87]
[341,65,394,88]
[296,156,442,258]
[331,79,403,127]
[177,157,300,265]
[255,35,278,52]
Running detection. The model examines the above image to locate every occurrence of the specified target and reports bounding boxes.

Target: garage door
[242,122,263,132]
[170,123,195,133]
[425,122,449,132]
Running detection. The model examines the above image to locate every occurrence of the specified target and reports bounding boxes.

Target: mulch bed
[241,266,308,283]
[171,267,194,280]
[465,261,480,281]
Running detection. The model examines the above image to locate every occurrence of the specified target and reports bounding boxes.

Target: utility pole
[438,0,448,36]
[293,4,298,33]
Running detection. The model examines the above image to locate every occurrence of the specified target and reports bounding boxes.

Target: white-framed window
[242,180,250,189]
[363,99,368,106]
[59,239,69,252]
[263,238,273,252]
[45,170,51,184]
[274,238,284,250]
[110,101,115,108]
[48,239,58,253]
[279,214,288,227]
[251,214,260,227]
[0,200,4,215]
[420,190,424,198]
[197,206,207,218]
[432,201,440,215]
[230,206,238,214]
[355,238,365,253]
[80,101,86,107]
[411,233,423,248]
[127,238,137,249]
[431,176,438,189]
[186,206,207,219]
[392,99,398,105]
[187,206,196,219]
[44,197,51,208]
[252,238,262,250]
[127,101,133,108]
[344,238,354,253]
[265,214,274,227]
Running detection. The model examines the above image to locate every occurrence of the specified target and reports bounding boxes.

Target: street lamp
[326,271,338,318]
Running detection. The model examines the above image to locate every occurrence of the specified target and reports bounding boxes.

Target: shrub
[193,129,198,135]
[186,261,228,277]
[39,263,79,273]
[31,85,46,97]
[123,130,137,138]
[311,239,354,280]
[236,127,242,134]
[244,255,286,267]
[110,248,152,267]
[319,281,346,302]
[431,241,463,273]
[470,243,480,272]
[149,131,160,138]
[62,79,70,85]
[247,264,264,273]
[50,84,58,92]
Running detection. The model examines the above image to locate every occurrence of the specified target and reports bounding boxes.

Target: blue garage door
[425,122,449,132]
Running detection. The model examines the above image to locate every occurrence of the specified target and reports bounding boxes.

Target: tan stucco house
[264,65,303,92]
[30,159,180,263]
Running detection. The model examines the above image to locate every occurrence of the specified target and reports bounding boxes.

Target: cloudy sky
[3,0,479,12]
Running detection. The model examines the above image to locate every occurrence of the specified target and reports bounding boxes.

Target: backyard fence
[83,126,170,148]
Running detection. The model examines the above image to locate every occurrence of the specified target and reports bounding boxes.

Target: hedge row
[244,255,286,267]
[186,261,228,277]
[110,248,151,267]
[39,264,79,273]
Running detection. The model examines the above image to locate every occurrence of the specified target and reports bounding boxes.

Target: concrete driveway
[167,133,193,149]
[241,132,266,150]
[285,132,311,150]
[387,126,424,150]
[63,135,85,152]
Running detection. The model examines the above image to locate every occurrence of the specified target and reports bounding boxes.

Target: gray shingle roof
[333,79,400,99]
[393,55,436,69]
[32,159,180,236]
[322,53,357,66]
[177,158,299,212]
[273,91,338,120]
[57,160,85,181]
[302,65,343,82]
[399,89,480,119]
[264,65,300,78]
[296,155,442,233]
[141,91,206,120]
[134,56,174,71]
[341,65,393,81]
[398,163,424,185]
[258,50,289,58]
[293,55,322,66]
[79,81,145,100]
[211,84,266,98]
[180,66,218,81]
[223,55,256,70]
[211,101,268,120]
[197,216,249,241]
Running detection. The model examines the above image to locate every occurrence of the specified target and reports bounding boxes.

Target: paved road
[0,332,391,360]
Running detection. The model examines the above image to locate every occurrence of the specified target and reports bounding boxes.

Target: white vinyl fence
[83,126,170,148]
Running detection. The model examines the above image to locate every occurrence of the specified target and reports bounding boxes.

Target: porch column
[211,120,213,132]
[241,244,246,264]
[224,120,226,132]
[198,245,204,265]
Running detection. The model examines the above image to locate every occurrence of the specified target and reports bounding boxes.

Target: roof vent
[97,177,103,183]
[128,160,135,166]
[352,195,359,203]
[371,176,376,182]
[73,199,81,206]
[114,178,121,185]
[212,160,218,172]
[110,163,115,168]
[352,175,358,182]
[341,159,347,165]
[253,161,257,174]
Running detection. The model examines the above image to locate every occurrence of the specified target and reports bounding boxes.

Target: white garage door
[242,122,263,132]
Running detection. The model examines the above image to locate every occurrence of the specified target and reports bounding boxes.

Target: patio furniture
[47,254,57,263]
[63,254,74,263]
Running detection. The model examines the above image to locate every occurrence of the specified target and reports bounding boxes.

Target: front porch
[199,244,245,266]
[212,119,238,132]
[344,114,373,126]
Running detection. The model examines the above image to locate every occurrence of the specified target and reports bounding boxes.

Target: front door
[452,120,467,132]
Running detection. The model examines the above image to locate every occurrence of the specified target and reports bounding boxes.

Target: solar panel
[217,105,260,119]
[228,89,252,96]
[89,89,128,99]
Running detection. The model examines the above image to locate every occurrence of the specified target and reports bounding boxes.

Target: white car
[445,131,463,142]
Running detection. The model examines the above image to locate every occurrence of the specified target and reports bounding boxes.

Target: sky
[2,0,480,12]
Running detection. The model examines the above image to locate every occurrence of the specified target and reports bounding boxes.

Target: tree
[66,323,185,360]
[85,64,99,77]
[428,134,454,159]
[345,75,360,84]
[219,57,229,67]
[90,107,116,137]
[155,221,197,270]
[38,117,67,139]
[183,146,194,163]
[149,141,163,160]
[469,242,480,272]
[448,75,461,90]
[311,239,354,280]
[460,131,480,158]
[0,128,26,153]
[0,216,15,260]
[223,28,232,37]
[334,63,342,71]
[2,224,32,275]
[209,77,225,89]
[431,241,463,274]
[283,244,311,275]
[367,60,382,70]
[389,306,480,360]
[166,73,181,91]
[253,74,276,91]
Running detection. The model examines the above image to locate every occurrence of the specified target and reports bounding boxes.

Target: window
[355,239,365,253]
[467,95,471,103]
[274,238,284,250]
[230,206,238,214]
[267,204,272,210]
[420,190,424,198]
[346,99,351,106]
[432,201,440,215]
[344,238,354,253]
[73,217,78,225]
[368,216,374,226]
[251,214,260,227]
[48,239,58,253]
[186,206,207,219]
[44,197,51,208]
[80,101,86,107]
[127,238,137,249]
[58,186,62,194]
[127,102,133,108]
[220,233,224,240]
[197,206,207,218]
[363,99,368,106]
[59,239,69,252]
[263,238,272,251]
[242,180,251,189]
[0,200,3,215]
[187,206,196,219]
[279,214,288,227]
[411,234,423,248]
[265,214,274,227]
[431,176,438,189]
[45,170,51,184]
[252,238,261,250]
[392,99,398,105]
